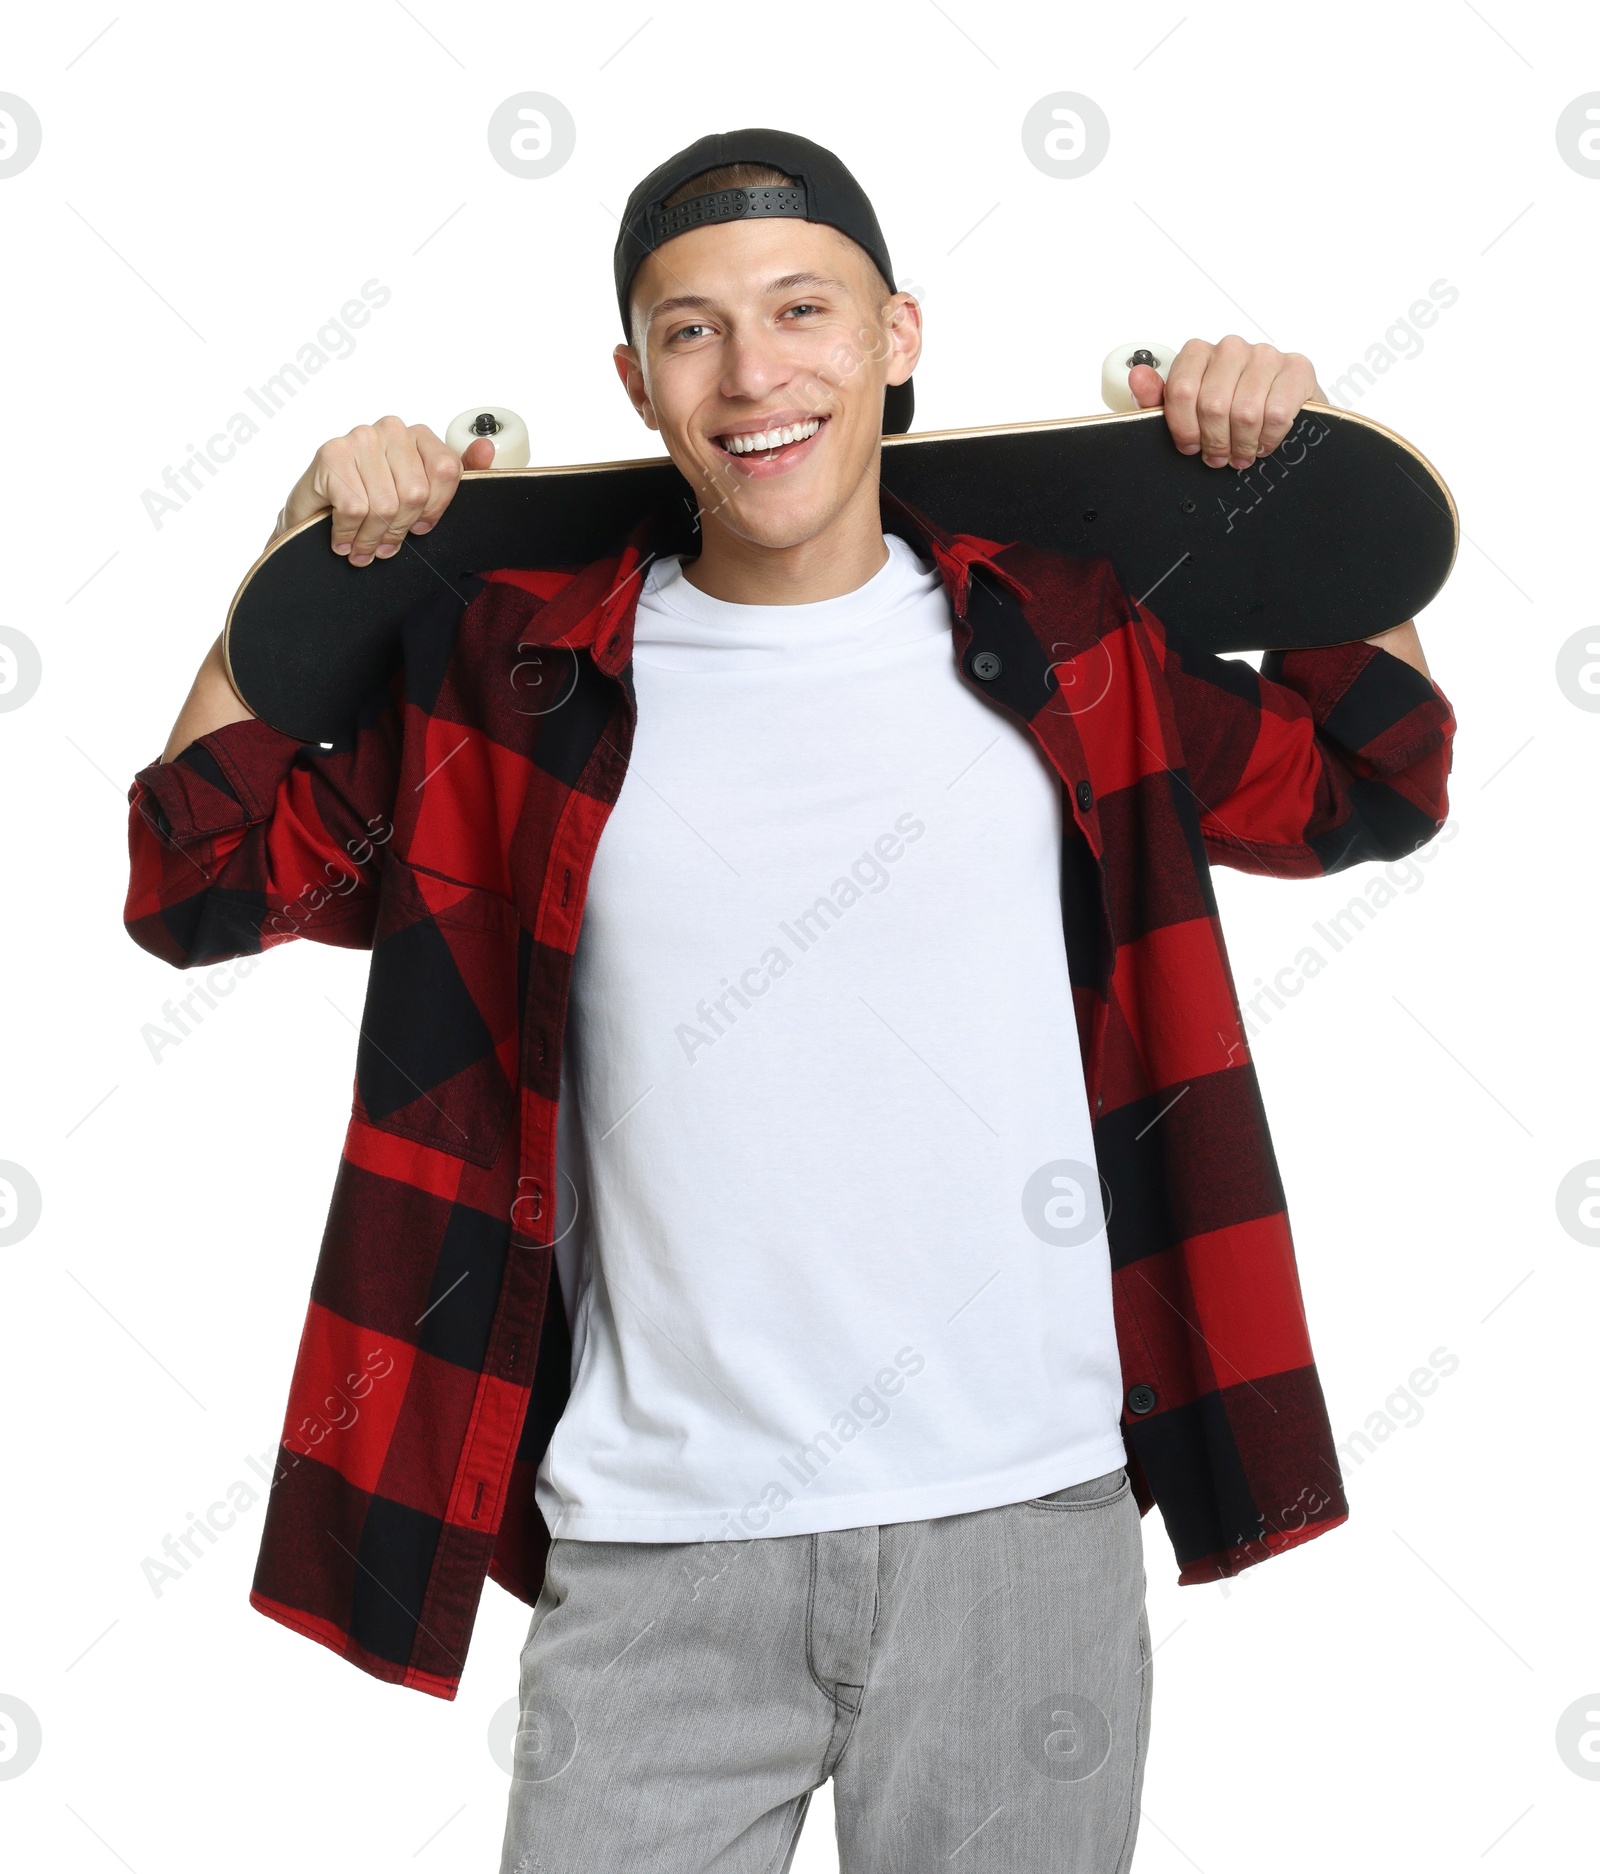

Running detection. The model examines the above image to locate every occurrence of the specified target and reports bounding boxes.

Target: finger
[1127,363,1166,409]
[1194,335,1252,464]
[1158,340,1212,454]
[344,427,403,566]
[323,435,375,557]
[1227,349,1281,467]
[1259,352,1316,457]
[370,419,433,559]
[407,431,465,534]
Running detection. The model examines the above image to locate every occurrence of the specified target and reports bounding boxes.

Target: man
[125,130,1455,1872]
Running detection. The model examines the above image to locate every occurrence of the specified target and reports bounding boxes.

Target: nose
[718,322,792,406]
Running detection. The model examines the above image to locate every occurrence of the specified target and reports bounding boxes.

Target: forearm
[161,632,256,763]
[1362,618,1431,680]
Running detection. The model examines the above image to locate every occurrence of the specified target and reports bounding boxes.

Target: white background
[2,2,1596,1868]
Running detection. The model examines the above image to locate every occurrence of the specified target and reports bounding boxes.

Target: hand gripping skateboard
[224,352,1459,743]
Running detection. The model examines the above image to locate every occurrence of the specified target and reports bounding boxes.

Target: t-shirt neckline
[632,533,944,670]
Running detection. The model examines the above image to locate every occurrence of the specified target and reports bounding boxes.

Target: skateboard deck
[224,402,1457,744]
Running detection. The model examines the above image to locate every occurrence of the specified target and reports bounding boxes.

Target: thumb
[1127,363,1166,409]
[460,436,496,469]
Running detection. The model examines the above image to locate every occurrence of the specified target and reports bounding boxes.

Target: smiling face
[614,214,920,556]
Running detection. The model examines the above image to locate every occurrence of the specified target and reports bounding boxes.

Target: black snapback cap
[614,128,914,435]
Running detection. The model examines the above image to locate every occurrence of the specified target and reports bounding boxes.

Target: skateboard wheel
[445,406,530,469]
[1100,343,1177,413]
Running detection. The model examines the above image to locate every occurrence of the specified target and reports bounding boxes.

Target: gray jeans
[499,1467,1150,1873]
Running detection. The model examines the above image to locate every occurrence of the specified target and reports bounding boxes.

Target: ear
[613,342,659,431]
[882,292,922,386]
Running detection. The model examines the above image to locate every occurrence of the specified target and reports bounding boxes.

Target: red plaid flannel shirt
[124,487,1455,1700]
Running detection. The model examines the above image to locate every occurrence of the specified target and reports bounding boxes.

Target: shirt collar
[570,485,1034,679]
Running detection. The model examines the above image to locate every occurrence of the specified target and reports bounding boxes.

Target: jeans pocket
[1025,1466,1130,1510]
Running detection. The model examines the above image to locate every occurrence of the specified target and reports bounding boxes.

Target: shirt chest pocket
[350,861,519,1168]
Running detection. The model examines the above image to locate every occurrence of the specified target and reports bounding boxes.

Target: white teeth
[722,418,822,454]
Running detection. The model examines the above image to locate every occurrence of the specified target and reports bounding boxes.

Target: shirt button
[1126,1384,1157,1416]
[1076,779,1094,812]
[970,650,1002,681]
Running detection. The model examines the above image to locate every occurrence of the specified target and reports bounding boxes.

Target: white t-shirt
[533,533,1126,1542]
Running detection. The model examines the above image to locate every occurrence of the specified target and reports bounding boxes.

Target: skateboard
[224,349,1458,743]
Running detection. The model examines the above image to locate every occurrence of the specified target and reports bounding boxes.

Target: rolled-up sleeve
[1140,604,1456,878]
[125,678,403,967]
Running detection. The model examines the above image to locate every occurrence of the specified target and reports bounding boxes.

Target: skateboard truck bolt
[445,405,531,468]
[1100,340,1176,412]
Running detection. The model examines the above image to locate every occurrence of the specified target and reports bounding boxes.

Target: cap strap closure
[648,184,808,244]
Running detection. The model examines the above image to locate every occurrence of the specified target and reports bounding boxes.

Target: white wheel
[445,406,530,468]
[1099,343,1176,412]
